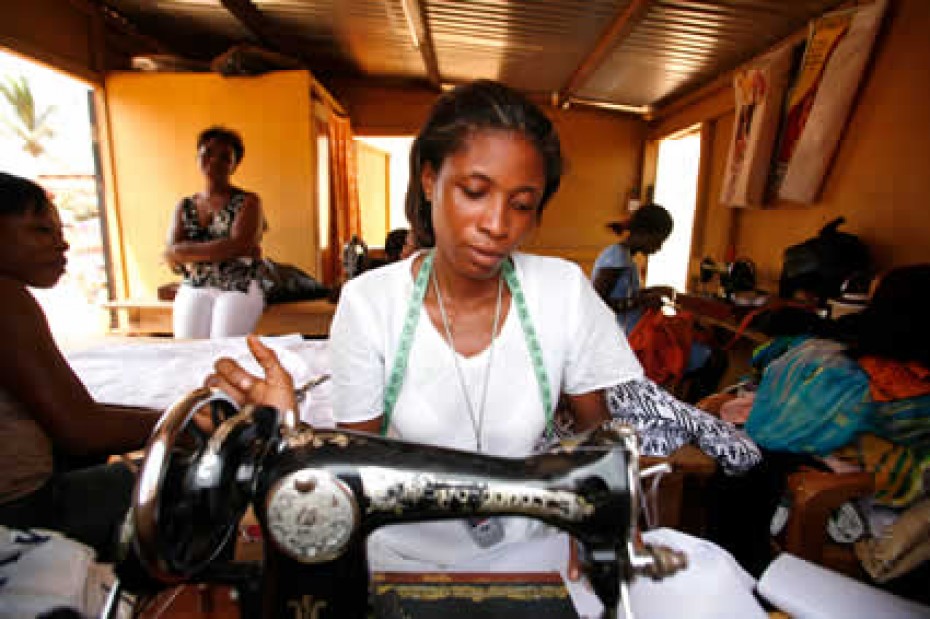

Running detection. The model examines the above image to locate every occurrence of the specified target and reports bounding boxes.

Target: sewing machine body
[253,427,632,617]
[112,390,685,619]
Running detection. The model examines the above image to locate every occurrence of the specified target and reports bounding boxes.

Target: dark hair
[197,126,245,164]
[0,172,50,216]
[850,264,930,367]
[629,203,673,238]
[384,228,409,261]
[405,80,563,248]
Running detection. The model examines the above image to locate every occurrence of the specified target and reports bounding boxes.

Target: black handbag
[260,259,330,304]
[779,217,870,302]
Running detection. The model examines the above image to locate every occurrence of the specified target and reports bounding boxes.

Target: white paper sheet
[757,553,930,619]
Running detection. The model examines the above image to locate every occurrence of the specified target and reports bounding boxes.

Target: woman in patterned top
[165,126,266,338]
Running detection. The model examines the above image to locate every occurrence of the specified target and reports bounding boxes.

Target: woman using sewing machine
[211,81,764,615]
[213,79,633,571]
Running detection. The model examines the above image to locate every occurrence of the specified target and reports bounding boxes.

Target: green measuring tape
[382,250,553,439]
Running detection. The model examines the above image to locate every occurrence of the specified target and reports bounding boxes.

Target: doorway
[354,135,414,247]
[0,50,111,348]
[645,127,702,292]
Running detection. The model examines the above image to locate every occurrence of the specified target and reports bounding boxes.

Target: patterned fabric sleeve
[606,377,762,475]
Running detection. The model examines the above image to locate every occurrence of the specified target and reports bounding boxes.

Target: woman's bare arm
[165,193,264,264]
[0,279,160,456]
[592,267,622,304]
[565,390,610,432]
[338,417,383,434]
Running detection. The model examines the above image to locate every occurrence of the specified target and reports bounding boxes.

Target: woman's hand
[638,286,676,310]
[205,335,298,413]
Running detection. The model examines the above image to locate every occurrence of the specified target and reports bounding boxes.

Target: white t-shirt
[329,251,642,569]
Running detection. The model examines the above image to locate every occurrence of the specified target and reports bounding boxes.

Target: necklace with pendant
[432,268,503,453]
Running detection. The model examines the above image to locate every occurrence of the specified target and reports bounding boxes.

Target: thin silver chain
[432,268,503,452]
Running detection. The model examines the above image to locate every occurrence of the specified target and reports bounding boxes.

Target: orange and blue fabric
[747,338,930,507]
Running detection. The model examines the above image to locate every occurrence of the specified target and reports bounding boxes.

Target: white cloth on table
[330,252,643,570]
[0,527,96,618]
[66,334,334,427]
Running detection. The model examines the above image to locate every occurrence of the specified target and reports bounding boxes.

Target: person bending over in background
[165,126,266,339]
[384,227,412,262]
[368,228,415,270]
[592,204,723,400]
[0,172,164,560]
[591,203,675,333]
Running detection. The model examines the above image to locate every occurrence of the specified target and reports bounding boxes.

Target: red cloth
[858,356,930,402]
[628,308,694,388]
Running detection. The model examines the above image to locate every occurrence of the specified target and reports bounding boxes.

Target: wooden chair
[641,445,717,535]
[779,469,874,577]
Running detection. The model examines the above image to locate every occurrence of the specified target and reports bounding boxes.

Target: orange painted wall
[105,70,321,298]
[531,107,647,275]
[657,0,930,290]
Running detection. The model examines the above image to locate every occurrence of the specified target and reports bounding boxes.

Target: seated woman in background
[367,228,415,270]
[592,205,721,401]
[0,173,164,560]
[384,227,414,262]
[165,126,266,339]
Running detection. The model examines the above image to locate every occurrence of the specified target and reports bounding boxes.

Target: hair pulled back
[405,80,563,248]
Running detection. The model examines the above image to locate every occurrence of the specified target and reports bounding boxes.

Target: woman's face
[422,129,545,280]
[0,202,69,288]
[198,137,238,183]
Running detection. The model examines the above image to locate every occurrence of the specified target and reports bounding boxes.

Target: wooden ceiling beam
[69,0,174,55]
[400,0,441,90]
[555,0,654,108]
[220,0,310,66]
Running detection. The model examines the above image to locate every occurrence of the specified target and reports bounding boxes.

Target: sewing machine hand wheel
[132,387,279,582]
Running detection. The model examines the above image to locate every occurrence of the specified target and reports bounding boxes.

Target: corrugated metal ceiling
[101,0,848,113]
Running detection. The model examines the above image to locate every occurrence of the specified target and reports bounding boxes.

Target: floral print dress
[178,190,263,294]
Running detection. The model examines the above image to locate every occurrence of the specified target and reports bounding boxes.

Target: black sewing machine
[103,388,686,619]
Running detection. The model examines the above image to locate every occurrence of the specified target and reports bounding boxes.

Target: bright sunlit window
[646,128,702,292]
[0,49,109,348]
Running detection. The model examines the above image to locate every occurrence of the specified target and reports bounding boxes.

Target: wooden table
[104,298,336,338]
[675,293,770,344]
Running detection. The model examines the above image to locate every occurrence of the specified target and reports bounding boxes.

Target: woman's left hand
[206,335,298,413]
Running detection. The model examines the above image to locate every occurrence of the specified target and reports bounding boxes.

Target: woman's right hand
[206,335,297,414]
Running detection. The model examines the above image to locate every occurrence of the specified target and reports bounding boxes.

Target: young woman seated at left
[0,172,169,560]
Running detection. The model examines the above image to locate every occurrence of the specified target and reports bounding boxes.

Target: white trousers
[172,280,265,339]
